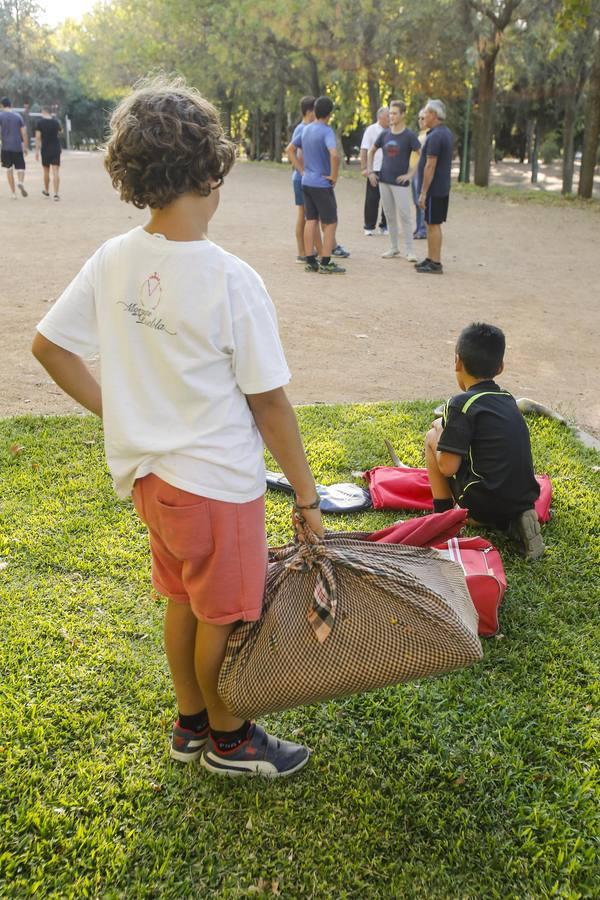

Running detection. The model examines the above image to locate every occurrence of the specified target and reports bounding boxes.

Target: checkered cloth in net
[218,532,482,719]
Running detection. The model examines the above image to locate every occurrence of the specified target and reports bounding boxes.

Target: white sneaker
[406,253,417,262]
[364,229,376,236]
[381,249,400,258]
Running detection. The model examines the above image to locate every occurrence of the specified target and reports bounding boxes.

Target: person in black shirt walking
[425,322,545,559]
[35,108,62,200]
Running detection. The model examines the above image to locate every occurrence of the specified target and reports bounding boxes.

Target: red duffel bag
[363,466,552,524]
[432,537,507,637]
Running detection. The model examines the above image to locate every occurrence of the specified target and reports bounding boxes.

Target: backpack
[433,537,507,637]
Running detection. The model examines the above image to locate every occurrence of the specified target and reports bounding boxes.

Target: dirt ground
[1,151,599,437]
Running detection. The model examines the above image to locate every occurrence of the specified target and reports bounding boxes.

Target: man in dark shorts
[35,107,63,201]
[415,99,454,274]
[292,95,345,274]
[0,97,28,199]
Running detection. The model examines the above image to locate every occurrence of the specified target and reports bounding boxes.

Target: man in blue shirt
[0,97,29,199]
[415,99,454,274]
[293,96,345,274]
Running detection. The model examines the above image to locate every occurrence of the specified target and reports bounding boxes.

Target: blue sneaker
[170,720,209,763]
[333,244,350,258]
[200,723,310,778]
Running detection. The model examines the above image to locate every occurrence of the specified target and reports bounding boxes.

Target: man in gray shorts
[0,98,28,198]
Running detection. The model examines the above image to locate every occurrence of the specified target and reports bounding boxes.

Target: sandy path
[1,151,598,436]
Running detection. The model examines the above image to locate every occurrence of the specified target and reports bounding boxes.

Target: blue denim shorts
[293,174,303,206]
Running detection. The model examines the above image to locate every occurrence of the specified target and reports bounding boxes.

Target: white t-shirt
[360,122,385,172]
[37,226,291,501]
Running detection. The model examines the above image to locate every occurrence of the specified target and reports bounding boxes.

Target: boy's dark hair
[1,97,11,107]
[314,96,333,119]
[104,76,236,210]
[456,323,505,379]
[390,100,406,115]
[300,95,315,116]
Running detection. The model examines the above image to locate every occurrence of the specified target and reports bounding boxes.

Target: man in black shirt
[425,322,544,559]
[35,108,62,200]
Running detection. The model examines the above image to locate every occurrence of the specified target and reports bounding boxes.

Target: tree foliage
[0,0,598,194]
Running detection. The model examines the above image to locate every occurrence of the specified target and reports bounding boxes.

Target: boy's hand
[292,506,324,542]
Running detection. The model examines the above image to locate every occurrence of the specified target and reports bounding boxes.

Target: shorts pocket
[155,496,214,561]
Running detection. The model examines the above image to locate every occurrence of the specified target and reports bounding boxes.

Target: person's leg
[194,621,243,731]
[16,160,26,195]
[396,185,415,257]
[321,221,336,258]
[164,600,205,715]
[42,166,50,194]
[364,179,378,231]
[6,167,15,195]
[379,183,399,253]
[304,217,318,257]
[427,223,442,264]
[51,164,60,196]
[425,427,454,507]
[295,204,306,255]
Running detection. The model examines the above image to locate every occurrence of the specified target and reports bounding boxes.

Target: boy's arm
[286,141,302,174]
[325,147,339,186]
[32,333,102,417]
[246,387,324,537]
[35,128,41,159]
[428,417,462,477]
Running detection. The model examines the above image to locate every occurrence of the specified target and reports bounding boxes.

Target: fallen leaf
[31,463,40,472]
[9,443,24,456]
[453,773,466,786]
[271,881,280,895]
[246,816,253,831]
[149,782,162,793]
[0,560,7,571]
[83,440,96,446]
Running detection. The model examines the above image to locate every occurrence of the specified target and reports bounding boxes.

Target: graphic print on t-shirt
[139,271,162,310]
[117,271,176,335]
[385,140,400,157]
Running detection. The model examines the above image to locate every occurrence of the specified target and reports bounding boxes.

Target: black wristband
[293,496,321,510]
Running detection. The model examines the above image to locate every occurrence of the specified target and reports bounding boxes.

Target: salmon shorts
[132,473,267,625]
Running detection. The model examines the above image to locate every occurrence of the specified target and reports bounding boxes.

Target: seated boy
[425,322,544,559]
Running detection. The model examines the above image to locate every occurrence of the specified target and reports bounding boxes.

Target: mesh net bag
[218,533,483,719]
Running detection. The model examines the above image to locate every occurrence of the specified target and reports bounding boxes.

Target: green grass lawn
[1,405,598,899]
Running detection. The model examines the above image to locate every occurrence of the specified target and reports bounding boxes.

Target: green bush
[541,133,560,164]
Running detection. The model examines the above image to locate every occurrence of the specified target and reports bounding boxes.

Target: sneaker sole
[169,742,207,763]
[200,750,310,779]
[518,510,545,560]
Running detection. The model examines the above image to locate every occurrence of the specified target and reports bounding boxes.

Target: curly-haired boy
[32,77,323,778]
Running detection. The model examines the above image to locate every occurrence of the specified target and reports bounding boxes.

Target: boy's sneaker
[416,260,443,274]
[332,244,350,258]
[406,253,417,262]
[170,720,209,763]
[510,508,545,560]
[363,228,376,236]
[379,226,388,235]
[18,183,28,197]
[42,190,50,197]
[304,260,319,272]
[296,255,307,264]
[200,723,310,778]
[318,261,346,274]
[381,249,400,259]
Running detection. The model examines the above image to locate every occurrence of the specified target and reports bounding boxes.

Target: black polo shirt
[437,380,540,519]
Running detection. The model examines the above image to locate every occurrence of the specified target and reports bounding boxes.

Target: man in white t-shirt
[32,77,323,780]
[359,107,389,235]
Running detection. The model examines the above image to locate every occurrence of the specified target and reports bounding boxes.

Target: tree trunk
[305,53,321,98]
[562,88,578,195]
[531,121,540,183]
[473,53,497,187]
[578,31,600,199]
[367,78,380,121]
[273,83,284,162]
